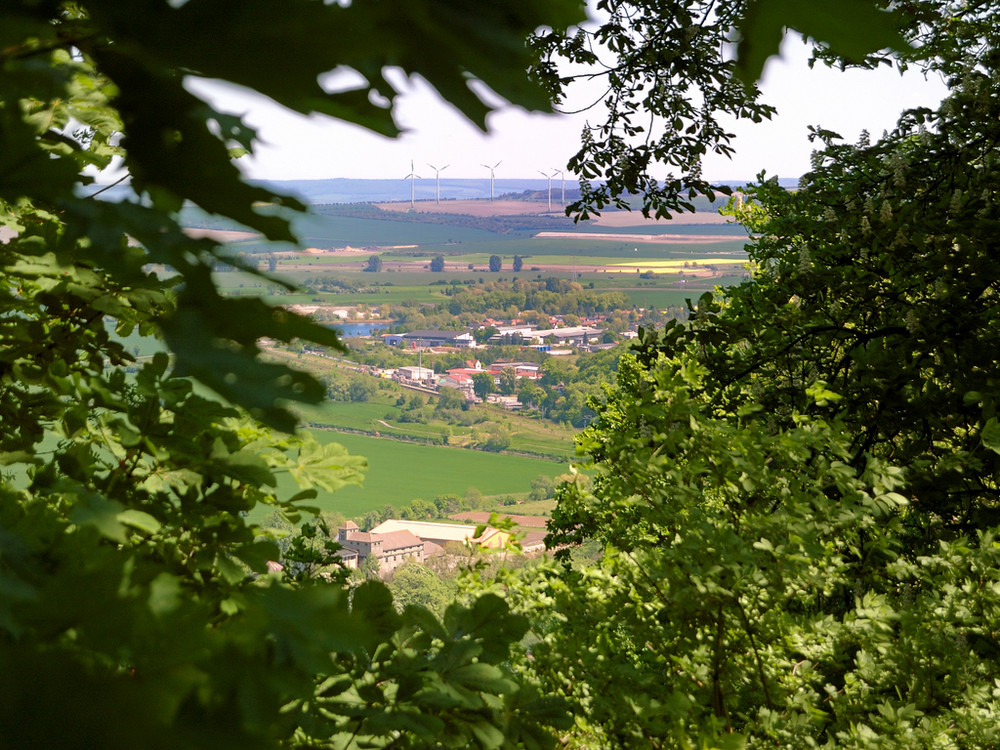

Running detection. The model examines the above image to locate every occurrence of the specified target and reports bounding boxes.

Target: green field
[297,396,577,460]
[292,212,504,246]
[274,429,571,519]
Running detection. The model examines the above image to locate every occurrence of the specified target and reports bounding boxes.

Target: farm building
[337,521,426,576]
[369,519,511,550]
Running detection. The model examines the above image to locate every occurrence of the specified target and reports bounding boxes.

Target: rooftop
[372,519,485,544]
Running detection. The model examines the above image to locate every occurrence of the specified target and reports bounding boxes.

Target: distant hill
[86,176,801,206]
[253,178,555,204]
[253,177,800,205]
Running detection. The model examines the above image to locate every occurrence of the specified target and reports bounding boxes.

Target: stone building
[337,521,425,576]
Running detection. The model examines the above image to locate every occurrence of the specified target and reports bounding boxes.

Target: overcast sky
[192,33,949,184]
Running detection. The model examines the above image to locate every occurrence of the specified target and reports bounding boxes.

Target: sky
[191,32,949,184]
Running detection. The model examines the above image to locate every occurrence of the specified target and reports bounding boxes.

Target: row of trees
[427,253,511,272]
[302,277,651,333]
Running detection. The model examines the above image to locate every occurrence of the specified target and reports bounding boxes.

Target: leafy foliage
[387,561,457,617]
[511,13,1000,747]
[0,0,584,746]
[735,0,910,84]
[473,372,496,401]
[530,0,934,220]
[530,0,771,219]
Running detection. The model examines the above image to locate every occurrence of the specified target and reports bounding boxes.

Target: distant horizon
[250,175,801,186]
[251,175,802,205]
[94,175,802,207]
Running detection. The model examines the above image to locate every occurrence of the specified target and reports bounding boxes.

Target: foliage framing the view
[4,0,996,748]
[504,5,1000,747]
[530,0,914,219]
[0,0,582,747]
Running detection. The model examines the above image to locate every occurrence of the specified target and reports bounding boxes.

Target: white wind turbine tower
[403,160,421,209]
[538,170,555,212]
[481,161,501,201]
[552,169,566,206]
[427,163,449,205]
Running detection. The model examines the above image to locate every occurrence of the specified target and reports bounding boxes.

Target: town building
[526,326,605,347]
[448,512,549,553]
[398,331,476,348]
[486,325,536,345]
[489,361,542,379]
[439,371,475,394]
[397,365,436,382]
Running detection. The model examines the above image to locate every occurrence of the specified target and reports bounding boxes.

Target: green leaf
[232,540,282,574]
[469,719,505,749]
[982,418,1000,454]
[287,438,366,493]
[350,581,402,653]
[216,555,248,585]
[208,438,276,486]
[736,0,911,85]
[0,451,36,466]
[117,509,162,535]
[148,572,181,616]
[70,494,127,543]
[448,663,517,694]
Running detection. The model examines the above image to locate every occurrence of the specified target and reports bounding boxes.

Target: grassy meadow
[268,429,571,520]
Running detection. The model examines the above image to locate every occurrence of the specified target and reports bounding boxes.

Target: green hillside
[272,430,570,519]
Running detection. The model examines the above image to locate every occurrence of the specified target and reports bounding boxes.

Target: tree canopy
[0,0,581,746]
[530,0,922,219]
[507,3,1000,746]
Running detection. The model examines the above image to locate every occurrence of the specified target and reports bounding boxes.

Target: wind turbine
[538,170,556,212]
[481,161,501,201]
[403,160,421,209]
[552,169,566,206]
[427,163,449,205]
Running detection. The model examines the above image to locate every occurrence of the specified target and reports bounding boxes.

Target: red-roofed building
[337,521,425,576]
[440,371,475,395]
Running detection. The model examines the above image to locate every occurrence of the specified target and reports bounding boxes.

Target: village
[283,301,641,410]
